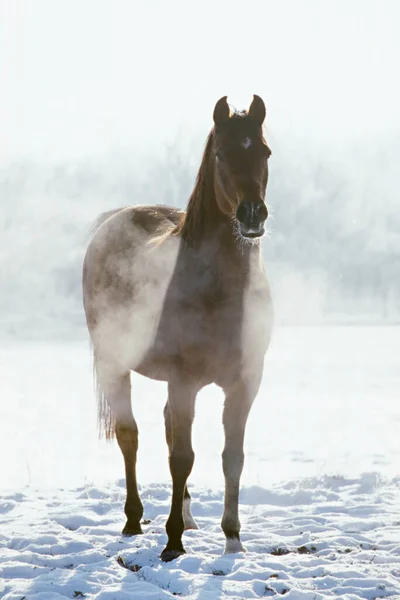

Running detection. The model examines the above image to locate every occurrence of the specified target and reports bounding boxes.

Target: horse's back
[88,204,183,244]
[83,204,183,286]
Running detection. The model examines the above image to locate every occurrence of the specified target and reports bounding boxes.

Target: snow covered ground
[1,326,400,599]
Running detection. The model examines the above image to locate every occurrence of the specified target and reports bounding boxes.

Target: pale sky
[1,0,399,161]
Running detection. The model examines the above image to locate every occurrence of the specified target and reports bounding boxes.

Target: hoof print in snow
[141,518,151,525]
[116,555,142,572]
[265,586,289,596]
[297,544,317,554]
[270,547,290,556]
[73,593,86,598]
[212,569,226,576]
[337,547,353,554]
[160,549,185,562]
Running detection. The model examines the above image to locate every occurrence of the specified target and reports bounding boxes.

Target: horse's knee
[116,421,139,452]
[116,420,138,435]
[222,448,244,480]
[169,448,195,479]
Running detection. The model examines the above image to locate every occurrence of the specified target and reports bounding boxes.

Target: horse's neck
[189,225,261,283]
[181,157,261,267]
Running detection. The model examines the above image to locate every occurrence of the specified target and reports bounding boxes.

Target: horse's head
[212,95,271,239]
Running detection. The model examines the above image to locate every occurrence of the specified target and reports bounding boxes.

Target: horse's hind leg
[164,401,198,531]
[116,414,143,535]
[96,362,143,535]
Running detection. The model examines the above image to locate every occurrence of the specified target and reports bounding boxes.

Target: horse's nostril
[236,202,249,224]
[236,201,268,225]
[255,202,268,221]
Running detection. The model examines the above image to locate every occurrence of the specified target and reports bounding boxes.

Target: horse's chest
[130,246,273,381]
[170,277,271,361]
[177,289,239,346]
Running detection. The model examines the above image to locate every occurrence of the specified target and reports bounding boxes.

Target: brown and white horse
[82,95,274,561]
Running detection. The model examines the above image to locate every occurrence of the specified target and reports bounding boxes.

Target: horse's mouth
[238,224,265,239]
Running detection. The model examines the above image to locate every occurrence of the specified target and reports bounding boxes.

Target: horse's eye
[216,150,226,162]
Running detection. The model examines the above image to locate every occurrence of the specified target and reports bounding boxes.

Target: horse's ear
[213,96,230,126]
[248,94,266,126]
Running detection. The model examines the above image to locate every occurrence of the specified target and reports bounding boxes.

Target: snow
[1,326,400,599]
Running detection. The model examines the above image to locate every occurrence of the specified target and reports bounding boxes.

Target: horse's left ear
[248,94,266,126]
[213,96,230,126]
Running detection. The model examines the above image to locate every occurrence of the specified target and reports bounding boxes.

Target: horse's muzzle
[235,200,268,238]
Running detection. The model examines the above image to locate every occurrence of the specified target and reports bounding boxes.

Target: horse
[82,94,274,562]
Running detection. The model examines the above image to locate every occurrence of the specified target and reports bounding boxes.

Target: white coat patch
[242,137,252,150]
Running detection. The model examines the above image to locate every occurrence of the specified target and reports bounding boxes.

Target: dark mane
[172,129,216,243]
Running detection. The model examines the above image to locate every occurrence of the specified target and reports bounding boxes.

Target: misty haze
[1,1,399,599]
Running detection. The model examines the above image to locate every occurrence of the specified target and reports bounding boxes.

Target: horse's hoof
[160,548,186,562]
[224,537,246,554]
[122,525,143,536]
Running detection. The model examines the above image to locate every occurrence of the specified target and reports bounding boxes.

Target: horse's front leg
[161,381,197,562]
[164,401,198,531]
[221,375,262,554]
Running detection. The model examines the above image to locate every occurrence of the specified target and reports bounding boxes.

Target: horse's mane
[173,131,215,243]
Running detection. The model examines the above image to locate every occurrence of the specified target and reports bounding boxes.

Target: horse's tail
[92,350,116,441]
[85,207,130,441]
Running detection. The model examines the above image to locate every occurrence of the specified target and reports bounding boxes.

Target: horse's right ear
[248,94,266,126]
[213,96,230,126]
